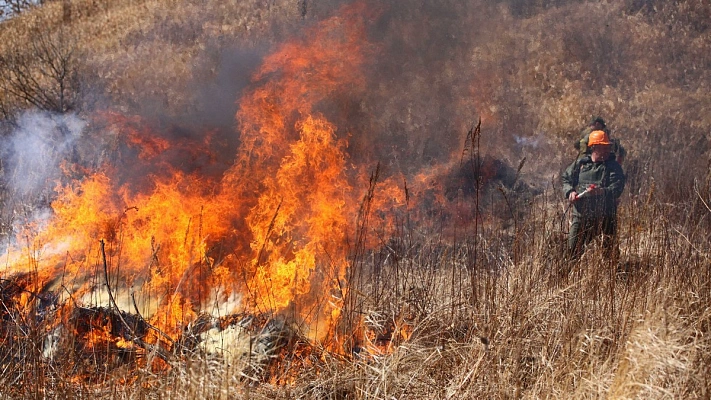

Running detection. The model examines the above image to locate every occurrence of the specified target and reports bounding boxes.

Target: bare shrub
[0,26,80,120]
[0,0,45,19]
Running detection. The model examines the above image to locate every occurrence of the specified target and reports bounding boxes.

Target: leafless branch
[0,25,80,119]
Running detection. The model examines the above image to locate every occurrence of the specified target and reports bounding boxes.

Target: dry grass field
[0,0,710,398]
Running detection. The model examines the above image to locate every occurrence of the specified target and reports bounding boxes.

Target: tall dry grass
[280,183,709,399]
[2,154,708,399]
[0,0,710,398]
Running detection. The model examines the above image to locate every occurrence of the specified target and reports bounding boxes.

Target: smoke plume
[1,111,85,209]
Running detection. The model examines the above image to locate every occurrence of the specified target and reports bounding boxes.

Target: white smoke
[514,134,542,148]
[1,110,85,215]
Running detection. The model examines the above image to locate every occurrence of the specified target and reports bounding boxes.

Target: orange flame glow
[1,1,385,351]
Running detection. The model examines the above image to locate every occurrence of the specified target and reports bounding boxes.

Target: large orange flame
[1,1,384,347]
[219,1,381,339]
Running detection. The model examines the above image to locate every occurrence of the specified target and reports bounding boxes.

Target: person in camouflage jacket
[563,130,626,260]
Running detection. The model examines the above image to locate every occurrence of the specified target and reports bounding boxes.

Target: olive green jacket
[562,155,625,217]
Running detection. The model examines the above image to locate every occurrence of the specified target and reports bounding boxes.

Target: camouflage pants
[567,214,618,260]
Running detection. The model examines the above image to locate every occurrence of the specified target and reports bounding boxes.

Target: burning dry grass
[2,190,711,399]
[0,187,709,398]
[0,0,710,398]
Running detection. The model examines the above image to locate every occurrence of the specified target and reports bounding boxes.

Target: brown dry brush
[293,183,710,399]
[0,140,707,398]
[1,137,710,399]
[288,125,711,398]
[0,176,707,399]
[0,1,710,398]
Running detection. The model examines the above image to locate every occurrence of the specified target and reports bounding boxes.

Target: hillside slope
[0,1,710,399]
[2,0,709,183]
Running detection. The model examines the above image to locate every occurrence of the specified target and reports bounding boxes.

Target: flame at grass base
[0,1,378,349]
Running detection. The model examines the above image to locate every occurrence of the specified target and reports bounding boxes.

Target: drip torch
[574,184,596,201]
